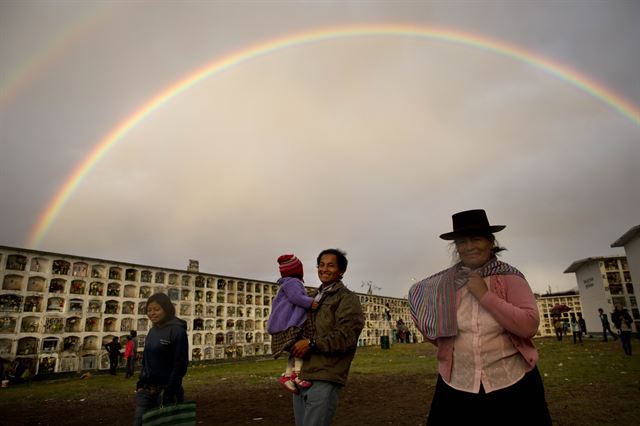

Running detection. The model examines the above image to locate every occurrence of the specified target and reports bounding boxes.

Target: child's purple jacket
[267,277,314,334]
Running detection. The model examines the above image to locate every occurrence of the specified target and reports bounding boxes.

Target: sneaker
[278,375,299,394]
[291,372,313,389]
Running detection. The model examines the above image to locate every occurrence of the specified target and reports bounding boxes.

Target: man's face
[317,254,343,285]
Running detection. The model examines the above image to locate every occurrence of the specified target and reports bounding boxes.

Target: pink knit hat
[278,254,303,278]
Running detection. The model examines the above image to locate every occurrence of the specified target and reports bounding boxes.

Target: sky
[1,1,638,298]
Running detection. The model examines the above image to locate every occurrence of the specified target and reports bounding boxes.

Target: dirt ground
[3,373,434,426]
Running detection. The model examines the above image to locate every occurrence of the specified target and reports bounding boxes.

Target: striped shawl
[408,259,524,340]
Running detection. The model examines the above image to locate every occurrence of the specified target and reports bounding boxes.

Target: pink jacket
[431,274,540,382]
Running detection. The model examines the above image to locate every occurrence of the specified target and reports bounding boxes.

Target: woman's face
[317,253,343,285]
[455,235,494,269]
[147,301,167,325]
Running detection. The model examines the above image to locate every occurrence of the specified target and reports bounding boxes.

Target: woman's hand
[311,300,320,310]
[466,271,488,300]
[291,339,311,358]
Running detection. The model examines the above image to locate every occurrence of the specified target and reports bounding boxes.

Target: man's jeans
[293,380,342,426]
[133,388,161,426]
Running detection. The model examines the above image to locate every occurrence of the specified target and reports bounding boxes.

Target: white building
[564,255,638,335]
[535,291,583,337]
[611,225,640,301]
[0,245,418,377]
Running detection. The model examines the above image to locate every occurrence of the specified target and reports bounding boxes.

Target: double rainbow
[27,23,640,248]
[0,3,116,110]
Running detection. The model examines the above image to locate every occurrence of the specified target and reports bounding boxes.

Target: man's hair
[317,248,348,272]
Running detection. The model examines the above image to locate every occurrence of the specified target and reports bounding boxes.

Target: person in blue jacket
[133,293,189,426]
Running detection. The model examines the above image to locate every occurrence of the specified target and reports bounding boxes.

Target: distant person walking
[553,317,563,341]
[611,304,633,356]
[105,336,121,376]
[598,308,617,342]
[570,317,582,344]
[124,330,138,378]
[577,313,588,338]
[396,319,408,343]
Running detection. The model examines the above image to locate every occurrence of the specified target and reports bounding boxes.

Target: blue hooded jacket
[137,316,188,400]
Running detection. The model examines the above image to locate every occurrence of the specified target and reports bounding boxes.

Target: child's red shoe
[291,372,313,389]
[278,375,299,394]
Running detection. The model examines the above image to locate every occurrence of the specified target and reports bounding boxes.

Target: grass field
[1,337,638,425]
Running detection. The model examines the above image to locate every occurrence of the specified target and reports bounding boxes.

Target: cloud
[1,2,638,298]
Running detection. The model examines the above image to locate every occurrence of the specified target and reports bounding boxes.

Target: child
[267,254,319,393]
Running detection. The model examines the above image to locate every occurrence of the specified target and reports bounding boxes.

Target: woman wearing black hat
[409,209,551,425]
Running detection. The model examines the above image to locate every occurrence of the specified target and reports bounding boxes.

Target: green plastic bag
[141,402,196,426]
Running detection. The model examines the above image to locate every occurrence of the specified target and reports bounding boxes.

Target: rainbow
[0,3,117,110]
[27,23,640,248]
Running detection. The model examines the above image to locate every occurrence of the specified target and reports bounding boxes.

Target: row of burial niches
[2,254,278,293]
[1,335,275,375]
[0,287,276,315]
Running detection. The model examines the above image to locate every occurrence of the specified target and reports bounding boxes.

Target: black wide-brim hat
[439,209,506,240]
